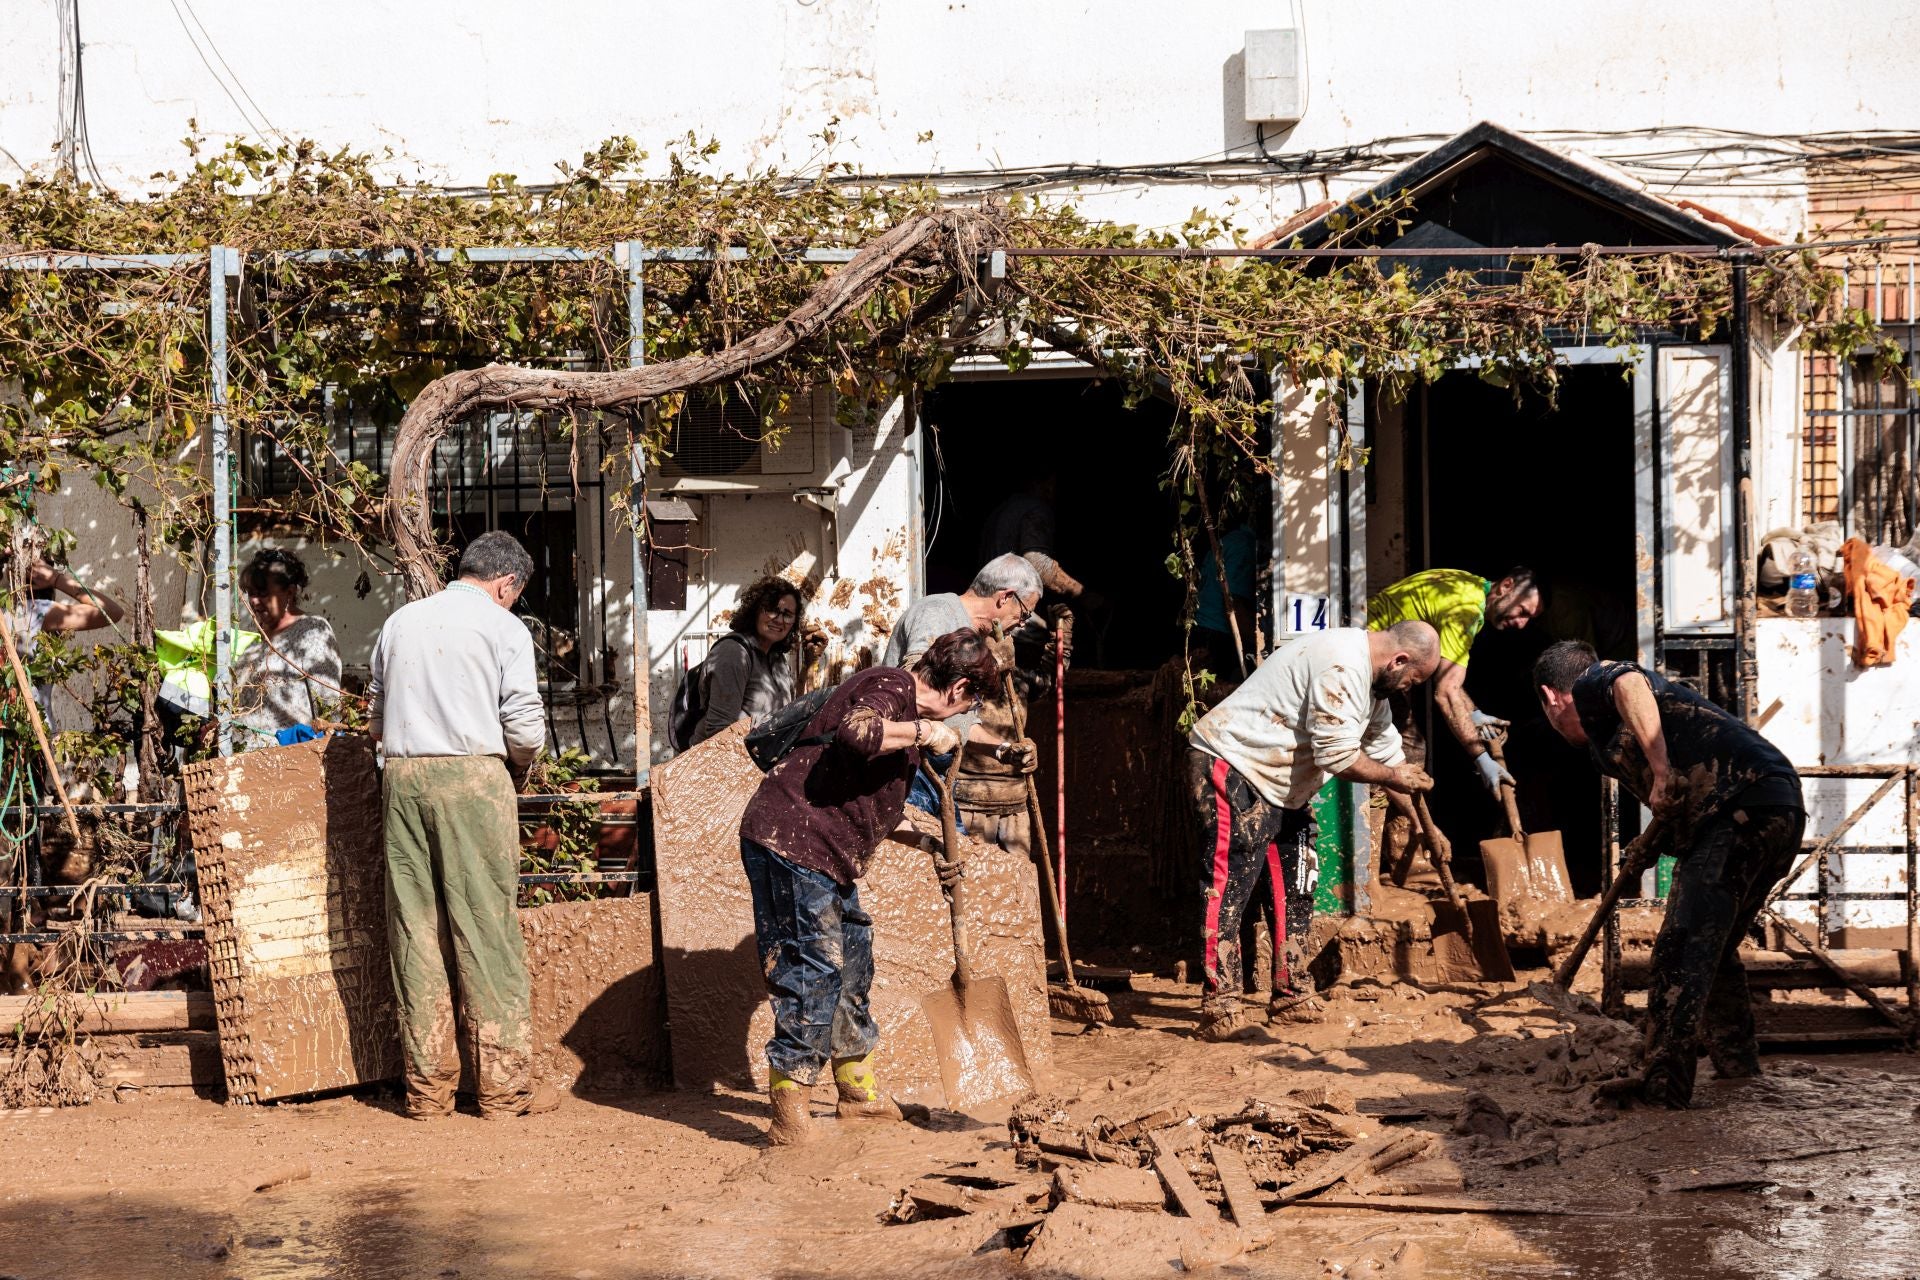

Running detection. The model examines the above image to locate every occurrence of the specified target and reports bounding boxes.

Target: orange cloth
[1842,538,1913,667]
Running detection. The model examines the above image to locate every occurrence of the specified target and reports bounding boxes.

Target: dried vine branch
[383,207,1005,597]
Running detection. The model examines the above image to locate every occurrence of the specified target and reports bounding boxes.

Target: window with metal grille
[1805,339,1918,546]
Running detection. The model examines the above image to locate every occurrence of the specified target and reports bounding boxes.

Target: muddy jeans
[740,837,879,1086]
[383,755,535,1115]
[1188,747,1317,1019]
[906,749,964,831]
[1642,804,1804,1108]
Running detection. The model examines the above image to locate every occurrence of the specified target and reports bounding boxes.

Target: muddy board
[182,736,402,1103]
[649,721,1051,1105]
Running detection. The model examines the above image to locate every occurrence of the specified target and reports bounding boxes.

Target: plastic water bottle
[1786,549,1819,618]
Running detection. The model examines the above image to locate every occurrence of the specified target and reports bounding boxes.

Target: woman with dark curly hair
[232,547,343,750]
[690,575,803,746]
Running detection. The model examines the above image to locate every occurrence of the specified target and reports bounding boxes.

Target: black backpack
[668,633,750,752]
[742,686,837,772]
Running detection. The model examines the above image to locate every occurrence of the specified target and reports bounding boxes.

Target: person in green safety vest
[1365,567,1542,886]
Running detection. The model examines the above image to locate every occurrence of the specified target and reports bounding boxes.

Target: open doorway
[1389,364,1637,896]
[920,376,1198,669]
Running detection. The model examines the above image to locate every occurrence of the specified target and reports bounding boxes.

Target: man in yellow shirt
[1365,567,1542,883]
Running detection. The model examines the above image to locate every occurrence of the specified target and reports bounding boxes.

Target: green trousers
[382,755,534,1113]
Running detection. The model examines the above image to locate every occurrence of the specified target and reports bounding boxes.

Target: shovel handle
[1489,737,1526,841]
[1550,817,1668,989]
[921,751,975,985]
[1413,792,1473,944]
[1006,674,1081,987]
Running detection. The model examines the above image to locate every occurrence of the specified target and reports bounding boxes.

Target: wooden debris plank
[1053,1164,1167,1211]
[1365,1131,1435,1176]
[1283,1193,1602,1216]
[1272,1131,1396,1205]
[0,991,213,1035]
[1651,1167,1774,1194]
[1028,1123,1146,1168]
[1208,1144,1267,1229]
[1153,1152,1221,1222]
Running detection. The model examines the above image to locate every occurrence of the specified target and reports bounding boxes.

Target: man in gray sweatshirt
[370,531,554,1120]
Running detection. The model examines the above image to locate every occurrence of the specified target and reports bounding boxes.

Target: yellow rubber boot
[831,1053,906,1122]
[766,1069,817,1146]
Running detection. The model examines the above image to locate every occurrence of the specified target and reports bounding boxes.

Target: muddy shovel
[1414,794,1516,983]
[1478,736,1573,912]
[918,753,1036,1108]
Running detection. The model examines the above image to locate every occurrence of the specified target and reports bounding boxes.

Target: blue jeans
[740,837,878,1085]
[906,748,965,831]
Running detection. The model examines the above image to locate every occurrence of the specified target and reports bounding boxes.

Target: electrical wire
[166,0,286,147]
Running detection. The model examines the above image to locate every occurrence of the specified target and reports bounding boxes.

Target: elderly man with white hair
[882,553,1044,839]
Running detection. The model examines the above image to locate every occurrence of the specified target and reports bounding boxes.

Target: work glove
[917,719,962,756]
[994,737,1039,774]
[1473,752,1516,796]
[1468,709,1509,742]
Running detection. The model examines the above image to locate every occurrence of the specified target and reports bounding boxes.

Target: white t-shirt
[1189,628,1404,809]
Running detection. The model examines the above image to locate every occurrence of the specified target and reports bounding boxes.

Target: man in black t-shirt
[1533,640,1805,1108]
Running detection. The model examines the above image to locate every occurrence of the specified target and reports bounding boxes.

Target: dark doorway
[920,377,1201,670]
[1399,364,1637,896]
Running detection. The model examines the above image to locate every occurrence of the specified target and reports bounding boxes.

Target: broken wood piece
[895,1179,1033,1222]
[0,991,214,1036]
[1104,1107,1191,1146]
[1364,1131,1435,1177]
[1208,1143,1268,1229]
[1650,1166,1774,1194]
[1053,1164,1167,1212]
[1153,1152,1221,1222]
[1026,1124,1148,1168]
[1148,1126,1201,1159]
[1283,1193,1600,1216]
[1273,1131,1400,1205]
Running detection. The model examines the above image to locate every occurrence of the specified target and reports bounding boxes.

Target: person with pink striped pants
[1184,622,1439,1042]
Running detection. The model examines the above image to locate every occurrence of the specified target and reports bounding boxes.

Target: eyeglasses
[1008,593,1034,626]
[766,607,797,621]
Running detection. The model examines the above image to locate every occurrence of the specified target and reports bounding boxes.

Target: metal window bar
[1806,262,1920,542]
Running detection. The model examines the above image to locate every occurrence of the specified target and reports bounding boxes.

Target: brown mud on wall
[183,736,402,1104]
[516,896,668,1092]
[650,722,1051,1105]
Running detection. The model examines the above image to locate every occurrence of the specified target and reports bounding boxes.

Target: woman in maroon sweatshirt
[739,628,1000,1145]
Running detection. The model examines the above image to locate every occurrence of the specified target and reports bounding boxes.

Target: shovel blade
[921,974,1034,1108]
[1480,835,1531,906]
[1466,898,1517,980]
[1425,901,1485,983]
[1523,830,1574,903]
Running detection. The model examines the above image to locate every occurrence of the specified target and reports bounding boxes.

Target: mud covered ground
[3,976,1917,1280]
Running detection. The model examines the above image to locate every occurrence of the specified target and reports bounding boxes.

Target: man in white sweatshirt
[371,531,554,1119]
[1187,621,1440,1041]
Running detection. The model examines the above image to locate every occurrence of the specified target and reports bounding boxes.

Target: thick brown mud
[2,976,1916,1280]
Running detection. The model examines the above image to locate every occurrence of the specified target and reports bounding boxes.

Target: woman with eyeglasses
[690,576,805,747]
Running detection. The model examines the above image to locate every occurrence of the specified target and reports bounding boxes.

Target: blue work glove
[1473,751,1516,795]
[1468,709,1509,742]
[275,724,325,746]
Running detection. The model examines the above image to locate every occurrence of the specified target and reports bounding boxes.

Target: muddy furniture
[182,735,403,1103]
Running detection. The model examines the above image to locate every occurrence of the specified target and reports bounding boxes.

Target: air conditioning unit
[654,385,837,493]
